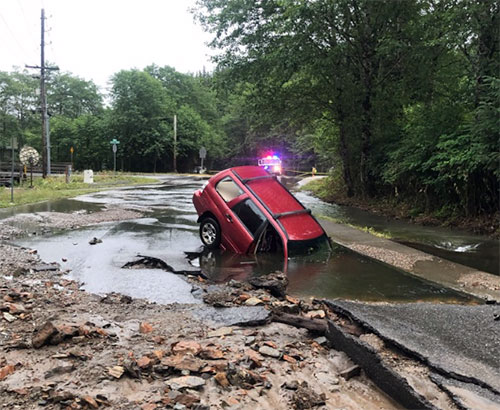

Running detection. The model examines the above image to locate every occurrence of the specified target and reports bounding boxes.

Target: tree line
[196,0,498,218]
[0,65,229,173]
[0,0,498,219]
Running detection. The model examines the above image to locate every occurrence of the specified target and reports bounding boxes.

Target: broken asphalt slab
[324,300,500,397]
[192,305,271,327]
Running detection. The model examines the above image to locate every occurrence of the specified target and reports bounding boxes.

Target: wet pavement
[8,175,476,305]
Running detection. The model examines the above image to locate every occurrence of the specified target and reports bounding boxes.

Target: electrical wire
[16,0,40,57]
[0,10,30,63]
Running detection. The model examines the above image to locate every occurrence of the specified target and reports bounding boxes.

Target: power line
[16,0,39,55]
[0,11,29,62]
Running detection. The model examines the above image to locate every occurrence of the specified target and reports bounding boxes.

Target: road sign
[70,146,74,154]
[110,139,119,174]
[199,147,207,159]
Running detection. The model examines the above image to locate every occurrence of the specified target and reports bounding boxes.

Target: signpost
[9,136,17,203]
[199,147,207,173]
[110,139,120,175]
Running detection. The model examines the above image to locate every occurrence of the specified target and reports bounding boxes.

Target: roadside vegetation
[303,177,499,237]
[0,173,156,208]
[1,0,497,230]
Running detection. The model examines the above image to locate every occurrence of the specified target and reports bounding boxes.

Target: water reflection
[190,244,474,303]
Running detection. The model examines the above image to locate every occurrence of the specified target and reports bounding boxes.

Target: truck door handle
[225,213,233,223]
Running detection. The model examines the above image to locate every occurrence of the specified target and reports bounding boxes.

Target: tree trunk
[338,121,354,197]
[360,89,373,198]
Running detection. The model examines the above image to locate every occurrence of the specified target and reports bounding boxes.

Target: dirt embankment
[0,210,399,409]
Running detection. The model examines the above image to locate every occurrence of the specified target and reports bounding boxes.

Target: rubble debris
[88,237,102,245]
[245,349,264,367]
[340,364,361,380]
[214,372,230,388]
[291,381,326,409]
[305,310,326,319]
[140,322,154,333]
[0,364,15,381]
[259,345,281,358]
[32,263,60,272]
[172,340,202,356]
[167,375,206,390]
[45,364,76,379]
[248,271,288,299]
[194,305,271,327]
[226,363,264,389]
[2,312,16,323]
[108,366,125,379]
[162,354,204,373]
[207,327,233,338]
[32,321,58,348]
[200,345,224,360]
[244,296,264,306]
[203,290,235,307]
[273,313,327,334]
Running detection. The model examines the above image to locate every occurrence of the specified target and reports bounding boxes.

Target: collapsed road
[0,174,499,409]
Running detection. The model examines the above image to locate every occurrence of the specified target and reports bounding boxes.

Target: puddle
[0,198,104,220]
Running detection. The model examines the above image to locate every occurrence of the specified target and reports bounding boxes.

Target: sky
[0,0,216,92]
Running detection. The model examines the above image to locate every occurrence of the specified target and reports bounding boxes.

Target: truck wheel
[200,217,221,249]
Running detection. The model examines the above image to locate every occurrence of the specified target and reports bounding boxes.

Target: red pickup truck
[192,166,330,259]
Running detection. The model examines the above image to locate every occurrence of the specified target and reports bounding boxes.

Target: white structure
[83,169,94,184]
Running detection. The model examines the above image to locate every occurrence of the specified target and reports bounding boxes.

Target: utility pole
[173,114,177,173]
[26,8,58,178]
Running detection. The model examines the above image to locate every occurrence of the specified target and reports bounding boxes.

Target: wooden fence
[0,162,71,185]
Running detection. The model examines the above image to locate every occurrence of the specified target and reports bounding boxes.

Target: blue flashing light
[272,155,279,159]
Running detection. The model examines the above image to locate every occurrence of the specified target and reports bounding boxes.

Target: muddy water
[12,176,473,304]
[294,191,499,276]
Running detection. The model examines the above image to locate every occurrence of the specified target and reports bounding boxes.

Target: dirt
[0,209,401,409]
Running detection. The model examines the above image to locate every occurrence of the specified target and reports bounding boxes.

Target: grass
[316,214,393,239]
[0,172,157,208]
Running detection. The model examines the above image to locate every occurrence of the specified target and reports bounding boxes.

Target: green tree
[47,72,103,118]
[110,69,174,172]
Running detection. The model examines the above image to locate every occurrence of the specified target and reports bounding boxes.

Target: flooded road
[295,191,499,276]
[10,175,474,304]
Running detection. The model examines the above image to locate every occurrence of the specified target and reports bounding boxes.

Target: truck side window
[216,177,243,202]
[231,198,267,236]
